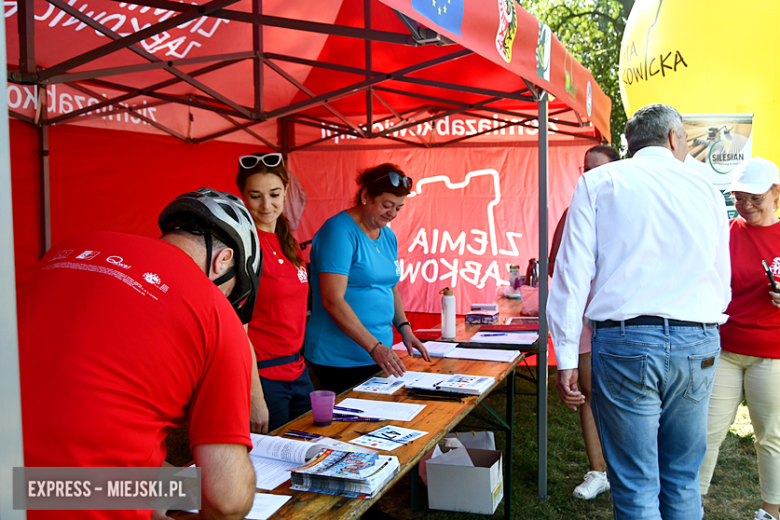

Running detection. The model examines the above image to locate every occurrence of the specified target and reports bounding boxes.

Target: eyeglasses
[372,171,413,190]
[731,192,768,207]
[239,153,283,170]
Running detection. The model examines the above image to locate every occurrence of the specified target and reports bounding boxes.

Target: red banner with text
[289,144,589,314]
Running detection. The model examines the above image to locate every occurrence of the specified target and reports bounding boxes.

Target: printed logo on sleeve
[297,265,308,283]
[106,256,132,269]
[771,258,780,276]
[51,250,74,261]
[143,272,169,293]
[76,251,100,260]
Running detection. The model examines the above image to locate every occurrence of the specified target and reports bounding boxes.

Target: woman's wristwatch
[395,321,411,332]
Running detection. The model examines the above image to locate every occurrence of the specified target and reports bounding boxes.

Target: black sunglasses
[373,171,413,190]
[239,153,283,170]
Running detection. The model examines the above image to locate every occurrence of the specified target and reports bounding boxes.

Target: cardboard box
[426,448,504,515]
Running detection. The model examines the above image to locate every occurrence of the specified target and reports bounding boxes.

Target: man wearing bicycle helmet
[18,188,261,520]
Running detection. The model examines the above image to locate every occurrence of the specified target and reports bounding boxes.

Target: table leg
[410,463,420,511]
[505,368,515,520]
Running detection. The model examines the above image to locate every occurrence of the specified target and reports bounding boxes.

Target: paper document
[337,398,426,422]
[470,331,539,345]
[353,377,406,394]
[417,341,458,357]
[445,347,521,363]
[250,433,321,463]
[245,493,291,520]
[187,492,291,519]
[404,372,452,391]
[249,457,301,491]
[350,426,428,451]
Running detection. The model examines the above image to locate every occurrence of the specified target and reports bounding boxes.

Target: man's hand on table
[556,368,585,411]
[401,328,432,362]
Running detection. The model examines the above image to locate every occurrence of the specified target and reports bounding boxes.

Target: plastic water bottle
[440,287,456,339]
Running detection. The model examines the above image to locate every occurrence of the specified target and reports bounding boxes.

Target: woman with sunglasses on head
[699,157,780,520]
[237,152,315,432]
[304,163,431,394]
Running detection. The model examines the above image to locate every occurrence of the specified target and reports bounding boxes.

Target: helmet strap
[213,266,236,287]
[204,232,212,278]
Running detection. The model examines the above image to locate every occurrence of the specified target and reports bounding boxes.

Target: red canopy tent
[4,0,612,501]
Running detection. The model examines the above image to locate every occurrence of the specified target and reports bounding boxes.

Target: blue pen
[287,429,318,436]
[282,432,320,441]
[333,417,382,422]
[481,333,508,337]
[334,406,364,413]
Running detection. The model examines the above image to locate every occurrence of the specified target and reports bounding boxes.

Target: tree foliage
[520,0,634,148]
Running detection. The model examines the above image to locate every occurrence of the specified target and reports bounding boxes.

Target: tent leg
[537,90,550,500]
[0,10,27,519]
[38,120,51,256]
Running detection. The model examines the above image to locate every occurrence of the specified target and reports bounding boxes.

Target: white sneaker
[755,509,778,520]
[572,470,610,500]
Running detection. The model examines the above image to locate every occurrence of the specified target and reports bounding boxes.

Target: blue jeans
[590,321,720,520]
[260,365,315,432]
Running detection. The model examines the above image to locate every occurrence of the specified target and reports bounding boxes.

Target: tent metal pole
[0,7,27,517]
[364,0,373,137]
[537,90,550,499]
[37,94,51,255]
[252,0,264,117]
[17,0,35,76]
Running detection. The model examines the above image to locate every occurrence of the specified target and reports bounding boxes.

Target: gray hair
[624,103,685,156]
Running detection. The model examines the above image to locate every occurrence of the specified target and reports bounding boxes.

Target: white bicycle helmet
[159,187,262,324]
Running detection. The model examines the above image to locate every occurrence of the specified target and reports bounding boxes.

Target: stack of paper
[290,450,400,499]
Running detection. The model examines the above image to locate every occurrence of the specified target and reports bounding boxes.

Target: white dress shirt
[547,146,732,370]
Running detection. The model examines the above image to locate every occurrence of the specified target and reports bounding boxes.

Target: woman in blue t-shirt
[304,163,432,394]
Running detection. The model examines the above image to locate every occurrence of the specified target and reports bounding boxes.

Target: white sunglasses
[239,153,283,170]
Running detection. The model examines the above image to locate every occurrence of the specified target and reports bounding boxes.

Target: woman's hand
[402,328,432,362]
[370,344,407,378]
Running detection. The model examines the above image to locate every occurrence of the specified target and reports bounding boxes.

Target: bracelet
[368,341,382,355]
[395,321,411,332]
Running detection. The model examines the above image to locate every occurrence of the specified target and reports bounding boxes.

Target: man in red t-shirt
[18,188,262,520]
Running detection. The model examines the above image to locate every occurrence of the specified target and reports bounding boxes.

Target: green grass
[166,368,761,519]
[373,369,761,520]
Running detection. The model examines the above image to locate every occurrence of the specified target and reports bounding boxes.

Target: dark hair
[236,160,303,268]
[624,103,684,156]
[586,144,620,162]
[354,163,412,205]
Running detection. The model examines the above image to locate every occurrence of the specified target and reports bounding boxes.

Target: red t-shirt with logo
[720,218,780,358]
[248,230,309,381]
[18,232,252,520]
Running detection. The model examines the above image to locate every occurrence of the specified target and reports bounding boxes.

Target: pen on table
[334,406,364,413]
[333,417,382,422]
[284,432,320,440]
[481,333,508,337]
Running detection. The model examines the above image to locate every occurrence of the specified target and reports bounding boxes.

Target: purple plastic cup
[310,390,336,426]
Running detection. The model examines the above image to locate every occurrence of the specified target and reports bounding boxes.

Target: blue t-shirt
[304,211,401,367]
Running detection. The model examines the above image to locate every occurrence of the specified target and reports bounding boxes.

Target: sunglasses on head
[239,153,283,170]
[372,171,413,190]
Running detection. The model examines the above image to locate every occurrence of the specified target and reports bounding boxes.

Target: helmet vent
[219,203,239,223]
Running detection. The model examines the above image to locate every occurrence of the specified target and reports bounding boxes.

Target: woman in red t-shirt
[700,157,780,520]
[237,152,314,432]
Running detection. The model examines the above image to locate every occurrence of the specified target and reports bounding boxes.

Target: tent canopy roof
[6,0,611,149]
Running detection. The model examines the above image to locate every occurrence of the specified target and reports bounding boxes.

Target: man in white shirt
[547,103,731,520]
